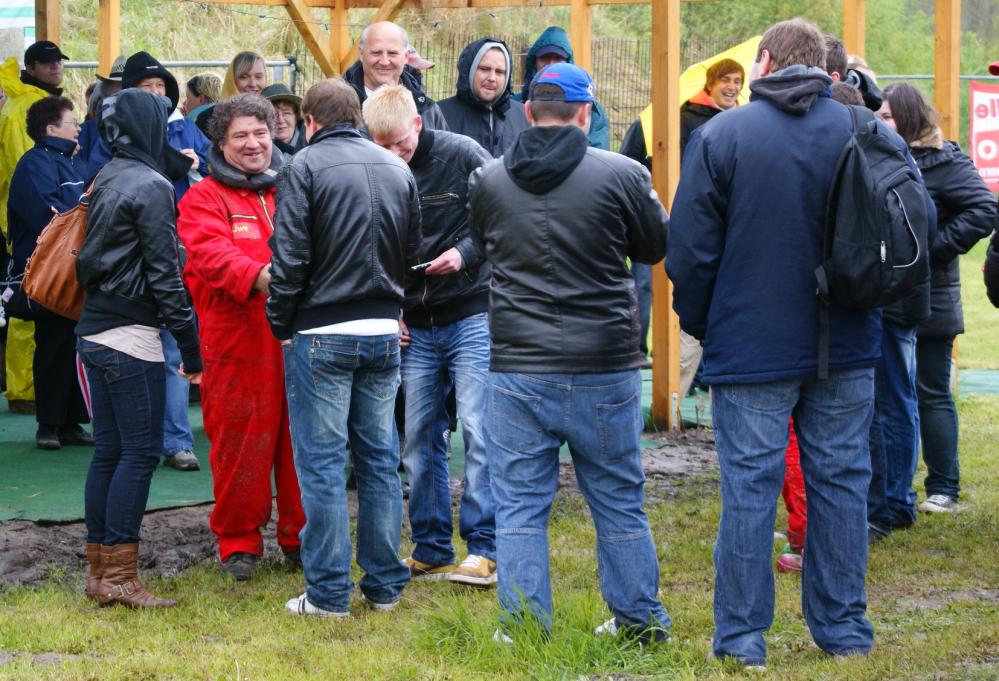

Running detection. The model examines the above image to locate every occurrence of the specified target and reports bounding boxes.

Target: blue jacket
[667,66,881,384]
[7,136,85,276]
[513,26,611,150]
[76,111,209,204]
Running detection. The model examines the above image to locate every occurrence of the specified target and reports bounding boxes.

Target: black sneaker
[58,424,95,447]
[283,549,303,570]
[36,425,61,450]
[918,494,958,513]
[221,552,258,581]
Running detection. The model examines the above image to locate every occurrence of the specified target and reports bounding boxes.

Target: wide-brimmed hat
[261,83,302,107]
[97,55,127,83]
[122,51,180,110]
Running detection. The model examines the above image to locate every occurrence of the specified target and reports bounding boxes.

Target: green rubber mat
[958,369,999,396]
[0,398,215,522]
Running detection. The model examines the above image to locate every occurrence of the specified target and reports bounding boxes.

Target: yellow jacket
[1,56,48,237]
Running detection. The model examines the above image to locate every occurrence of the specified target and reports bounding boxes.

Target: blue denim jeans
[78,339,165,546]
[401,312,494,564]
[631,263,652,356]
[284,333,410,611]
[711,369,875,665]
[916,335,959,500]
[868,321,919,535]
[159,328,194,456]
[488,370,670,633]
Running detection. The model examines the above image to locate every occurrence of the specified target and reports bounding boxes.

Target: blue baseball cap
[530,62,595,104]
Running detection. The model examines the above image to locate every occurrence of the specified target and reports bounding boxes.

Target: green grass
[2,392,998,679]
[958,241,999,370]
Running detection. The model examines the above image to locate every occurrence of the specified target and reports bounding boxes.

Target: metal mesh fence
[290,32,737,149]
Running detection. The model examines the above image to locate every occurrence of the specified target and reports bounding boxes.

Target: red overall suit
[177,177,305,562]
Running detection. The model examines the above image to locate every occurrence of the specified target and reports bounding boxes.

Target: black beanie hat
[122,51,180,110]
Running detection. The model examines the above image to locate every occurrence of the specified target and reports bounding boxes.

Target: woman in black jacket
[75,89,202,608]
[878,83,998,513]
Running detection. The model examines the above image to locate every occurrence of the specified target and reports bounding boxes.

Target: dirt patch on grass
[0,430,716,588]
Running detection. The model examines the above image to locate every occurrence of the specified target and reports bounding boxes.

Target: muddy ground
[0,429,717,588]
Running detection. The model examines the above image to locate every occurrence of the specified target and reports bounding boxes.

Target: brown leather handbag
[21,181,95,321]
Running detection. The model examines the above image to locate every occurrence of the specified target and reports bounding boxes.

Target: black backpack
[814,105,931,378]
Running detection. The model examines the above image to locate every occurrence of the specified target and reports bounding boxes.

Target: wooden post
[34,0,60,45]
[934,0,961,140]
[329,0,351,75]
[286,0,337,76]
[569,0,591,71]
[97,0,120,78]
[339,0,406,73]
[650,0,681,430]
[842,0,865,58]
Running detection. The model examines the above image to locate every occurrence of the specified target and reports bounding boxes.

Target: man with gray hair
[343,20,448,130]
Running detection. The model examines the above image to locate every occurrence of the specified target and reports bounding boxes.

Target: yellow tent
[639,36,762,153]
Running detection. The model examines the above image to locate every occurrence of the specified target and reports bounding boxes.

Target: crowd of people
[1,14,998,670]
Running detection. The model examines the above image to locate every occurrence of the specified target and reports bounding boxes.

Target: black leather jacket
[75,90,201,372]
[404,128,491,327]
[912,140,997,338]
[266,125,422,340]
[469,125,668,373]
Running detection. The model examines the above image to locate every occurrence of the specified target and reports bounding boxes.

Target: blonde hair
[222,51,265,98]
[362,84,418,137]
[187,72,222,104]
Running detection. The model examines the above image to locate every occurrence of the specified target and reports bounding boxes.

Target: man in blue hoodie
[667,19,879,668]
[514,26,610,150]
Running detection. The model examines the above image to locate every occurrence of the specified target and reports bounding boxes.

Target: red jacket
[177,176,274,320]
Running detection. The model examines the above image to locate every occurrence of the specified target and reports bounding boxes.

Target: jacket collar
[912,126,944,150]
[20,70,62,96]
[409,126,435,169]
[206,145,283,191]
[40,135,77,157]
[310,123,364,145]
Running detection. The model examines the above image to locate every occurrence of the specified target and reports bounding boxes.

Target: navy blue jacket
[76,112,209,204]
[7,136,85,276]
[667,66,881,384]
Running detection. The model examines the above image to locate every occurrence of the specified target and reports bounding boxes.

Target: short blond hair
[362,84,418,137]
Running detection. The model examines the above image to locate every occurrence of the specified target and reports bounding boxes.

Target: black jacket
[404,128,491,327]
[75,89,201,372]
[618,98,723,171]
[911,138,998,338]
[266,125,422,340]
[437,38,529,158]
[469,125,668,373]
[343,62,449,131]
[985,228,999,308]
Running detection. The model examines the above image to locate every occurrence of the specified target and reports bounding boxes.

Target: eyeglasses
[51,118,79,129]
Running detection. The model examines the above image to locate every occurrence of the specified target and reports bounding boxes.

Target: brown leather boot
[97,544,177,608]
[85,543,102,600]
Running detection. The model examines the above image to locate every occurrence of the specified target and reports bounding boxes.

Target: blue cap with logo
[529,62,595,104]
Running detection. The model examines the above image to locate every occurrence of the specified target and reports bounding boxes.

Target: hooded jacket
[343,61,449,131]
[403,127,492,327]
[0,57,52,236]
[437,38,529,158]
[909,130,998,338]
[513,27,611,150]
[75,89,201,372]
[266,125,422,340]
[667,66,880,384]
[468,124,667,373]
[7,136,85,276]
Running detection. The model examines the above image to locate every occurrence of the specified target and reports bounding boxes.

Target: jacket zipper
[259,192,276,235]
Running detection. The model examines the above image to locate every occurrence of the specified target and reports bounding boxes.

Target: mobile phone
[410,261,434,272]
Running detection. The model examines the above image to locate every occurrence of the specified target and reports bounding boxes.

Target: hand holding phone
[410,261,434,272]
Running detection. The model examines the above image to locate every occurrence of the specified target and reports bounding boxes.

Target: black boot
[36,424,61,450]
[59,424,95,447]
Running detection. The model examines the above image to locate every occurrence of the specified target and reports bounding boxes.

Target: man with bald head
[344,21,448,130]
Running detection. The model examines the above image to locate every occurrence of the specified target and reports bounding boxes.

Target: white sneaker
[594,618,619,636]
[284,593,348,618]
[492,628,513,645]
[918,494,957,513]
[595,617,671,643]
[359,592,401,612]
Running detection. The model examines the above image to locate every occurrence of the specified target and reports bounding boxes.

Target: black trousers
[33,309,89,427]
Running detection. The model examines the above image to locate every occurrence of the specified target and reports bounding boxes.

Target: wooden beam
[842,0,865,58]
[285,0,338,76]
[934,0,961,140]
[97,0,120,78]
[329,0,351,73]
[193,0,657,8]
[650,0,681,430]
[34,0,60,44]
[569,0,591,71]
[339,0,406,72]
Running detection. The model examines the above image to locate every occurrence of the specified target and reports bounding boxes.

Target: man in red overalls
[177,94,305,580]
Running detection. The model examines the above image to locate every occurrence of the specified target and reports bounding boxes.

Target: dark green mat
[0,398,215,522]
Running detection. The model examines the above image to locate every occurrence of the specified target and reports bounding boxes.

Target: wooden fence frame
[33,0,963,429]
